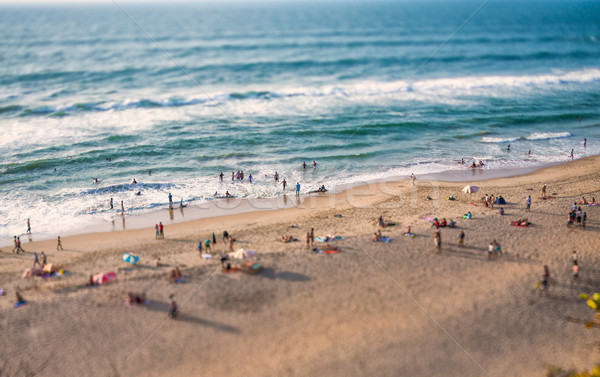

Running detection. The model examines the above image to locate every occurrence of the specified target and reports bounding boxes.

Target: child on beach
[57,236,63,250]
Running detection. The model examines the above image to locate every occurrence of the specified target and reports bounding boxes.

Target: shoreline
[4,155,595,251]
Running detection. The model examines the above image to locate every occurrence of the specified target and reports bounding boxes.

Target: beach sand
[2,156,600,376]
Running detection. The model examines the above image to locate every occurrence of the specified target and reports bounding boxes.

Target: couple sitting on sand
[168,266,183,283]
[579,197,597,205]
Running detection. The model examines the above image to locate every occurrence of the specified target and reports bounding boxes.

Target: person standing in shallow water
[26,218,31,234]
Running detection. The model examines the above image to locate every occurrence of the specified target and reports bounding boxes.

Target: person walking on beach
[582,212,587,228]
[541,265,550,293]
[110,197,114,210]
[282,179,287,191]
[16,237,24,253]
[570,149,574,160]
[40,251,47,267]
[33,252,40,268]
[26,218,31,234]
[296,182,300,196]
[310,228,315,247]
[541,184,547,197]
[169,294,177,318]
[204,239,212,252]
[228,235,234,252]
[306,232,311,249]
[155,224,160,240]
[57,236,63,250]
[526,196,531,212]
[12,236,18,253]
[198,241,202,256]
[223,230,229,243]
[159,222,164,239]
[458,230,465,246]
[410,173,416,186]
[121,201,125,214]
[168,193,173,209]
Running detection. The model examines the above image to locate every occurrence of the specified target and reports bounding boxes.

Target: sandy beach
[2,156,600,377]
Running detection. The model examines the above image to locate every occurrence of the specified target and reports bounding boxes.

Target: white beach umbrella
[462,185,479,194]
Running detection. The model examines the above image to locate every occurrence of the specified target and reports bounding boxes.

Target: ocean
[1,0,599,244]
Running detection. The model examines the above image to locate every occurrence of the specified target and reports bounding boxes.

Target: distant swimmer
[302,161,307,169]
[507,144,510,151]
[91,177,99,183]
[225,191,231,198]
[135,191,141,196]
[526,150,531,155]
[148,169,152,176]
[219,172,224,182]
[457,159,465,165]
[584,138,587,148]
[106,157,112,162]
[274,172,279,182]
[132,178,137,184]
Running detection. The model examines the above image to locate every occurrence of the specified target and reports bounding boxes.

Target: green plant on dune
[579,293,600,328]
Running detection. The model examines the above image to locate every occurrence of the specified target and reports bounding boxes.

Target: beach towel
[14,301,27,308]
[422,217,435,221]
[512,223,530,227]
[201,253,212,259]
[324,249,341,254]
[404,233,416,238]
[378,237,393,243]
[315,236,344,242]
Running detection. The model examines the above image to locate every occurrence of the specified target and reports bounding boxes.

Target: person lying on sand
[511,218,530,226]
[127,292,147,305]
[279,235,296,243]
[579,197,589,205]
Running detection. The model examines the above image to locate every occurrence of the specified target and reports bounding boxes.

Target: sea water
[1,0,599,243]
